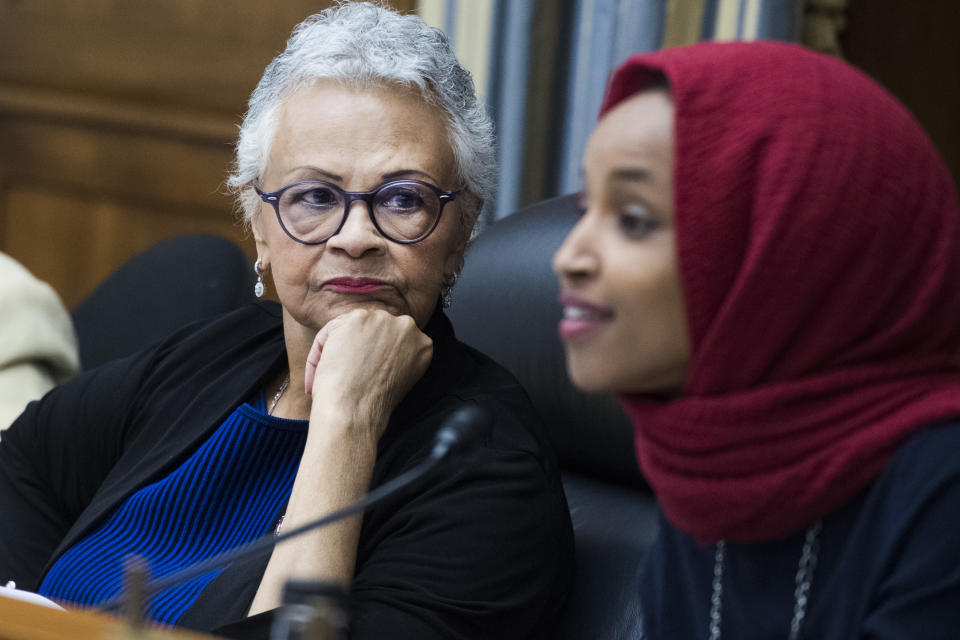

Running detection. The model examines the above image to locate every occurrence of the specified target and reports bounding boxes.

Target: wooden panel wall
[0,0,415,308]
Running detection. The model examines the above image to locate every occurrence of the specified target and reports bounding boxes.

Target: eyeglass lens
[278,181,442,243]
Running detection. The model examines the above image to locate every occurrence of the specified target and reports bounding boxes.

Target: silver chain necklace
[708,520,822,640]
[269,374,290,415]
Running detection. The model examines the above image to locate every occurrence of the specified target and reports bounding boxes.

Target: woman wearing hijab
[553,41,960,639]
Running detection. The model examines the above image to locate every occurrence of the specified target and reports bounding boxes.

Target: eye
[617,204,661,238]
[576,191,588,216]
[378,186,427,214]
[290,185,339,209]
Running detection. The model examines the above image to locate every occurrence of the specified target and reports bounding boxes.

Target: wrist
[306,404,382,458]
[311,390,389,432]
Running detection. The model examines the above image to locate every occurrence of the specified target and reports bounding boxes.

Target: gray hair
[226,1,496,236]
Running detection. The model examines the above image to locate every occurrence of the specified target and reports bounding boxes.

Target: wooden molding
[0,82,237,144]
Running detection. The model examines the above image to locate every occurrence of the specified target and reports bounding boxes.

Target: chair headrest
[448,194,645,487]
[72,234,256,370]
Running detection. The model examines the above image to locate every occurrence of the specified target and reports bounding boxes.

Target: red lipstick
[323,277,389,293]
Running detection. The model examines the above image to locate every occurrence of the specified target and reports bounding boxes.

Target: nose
[325,199,386,257]
[552,212,600,284]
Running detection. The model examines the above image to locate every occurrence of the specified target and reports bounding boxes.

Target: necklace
[707,520,822,640]
[269,374,290,415]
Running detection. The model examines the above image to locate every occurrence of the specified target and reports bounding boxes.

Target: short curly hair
[226,2,496,236]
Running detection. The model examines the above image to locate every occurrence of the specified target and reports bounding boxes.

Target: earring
[254,258,265,298]
[441,272,458,309]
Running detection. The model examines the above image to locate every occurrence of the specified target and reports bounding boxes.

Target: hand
[304,309,433,437]
[253,308,432,615]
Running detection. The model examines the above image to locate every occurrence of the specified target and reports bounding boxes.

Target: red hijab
[604,42,960,543]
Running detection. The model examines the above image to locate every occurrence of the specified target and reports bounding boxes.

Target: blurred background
[1,0,957,309]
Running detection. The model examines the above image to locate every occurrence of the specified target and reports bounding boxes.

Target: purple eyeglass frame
[255,179,459,245]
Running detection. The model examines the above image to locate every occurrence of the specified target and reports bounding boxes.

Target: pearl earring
[254,259,265,298]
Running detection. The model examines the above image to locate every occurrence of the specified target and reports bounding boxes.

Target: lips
[323,277,390,293]
[558,294,615,342]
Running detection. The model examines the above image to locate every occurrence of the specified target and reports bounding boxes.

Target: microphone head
[430,404,493,460]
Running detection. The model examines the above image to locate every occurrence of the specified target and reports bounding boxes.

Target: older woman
[553,42,960,638]
[0,4,572,637]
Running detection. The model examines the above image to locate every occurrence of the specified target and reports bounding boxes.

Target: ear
[443,226,470,278]
[443,200,480,276]
[251,211,270,269]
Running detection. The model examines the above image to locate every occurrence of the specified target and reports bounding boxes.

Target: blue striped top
[38,394,307,625]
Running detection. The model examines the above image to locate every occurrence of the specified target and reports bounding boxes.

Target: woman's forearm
[248,402,383,616]
[250,309,431,615]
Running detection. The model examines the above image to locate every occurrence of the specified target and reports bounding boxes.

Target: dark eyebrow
[610,168,652,182]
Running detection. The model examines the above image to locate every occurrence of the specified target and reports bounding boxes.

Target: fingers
[304,317,337,395]
[302,308,427,404]
[304,338,321,395]
[303,311,363,395]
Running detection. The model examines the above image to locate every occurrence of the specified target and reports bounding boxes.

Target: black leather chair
[72,234,257,370]
[449,194,656,640]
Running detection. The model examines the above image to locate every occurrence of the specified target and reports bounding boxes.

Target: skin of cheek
[615,239,688,393]
[566,253,686,393]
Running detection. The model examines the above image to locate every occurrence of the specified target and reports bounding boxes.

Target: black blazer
[0,302,573,639]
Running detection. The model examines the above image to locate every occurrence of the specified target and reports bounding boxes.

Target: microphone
[430,404,492,459]
[96,403,492,615]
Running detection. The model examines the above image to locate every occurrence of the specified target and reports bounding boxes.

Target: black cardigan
[0,302,573,639]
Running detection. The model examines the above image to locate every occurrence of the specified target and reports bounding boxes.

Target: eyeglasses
[255,180,459,245]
